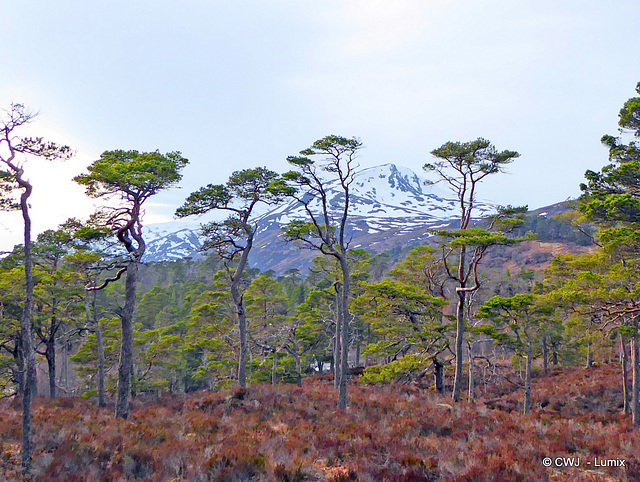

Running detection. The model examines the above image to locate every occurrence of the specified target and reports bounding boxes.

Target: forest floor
[0,364,638,481]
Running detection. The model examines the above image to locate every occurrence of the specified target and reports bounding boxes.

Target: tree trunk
[21,316,35,476]
[524,343,532,415]
[632,321,640,426]
[295,352,302,387]
[621,332,630,415]
[434,358,444,394]
[271,349,278,385]
[452,245,466,403]
[552,343,558,366]
[338,256,350,410]
[542,335,548,373]
[452,290,466,402]
[20,183,35,475]
[95,321,106,406]
[334,293,342,391]
[586,341,593,368]
[62,337,69,395]
[230,231,254,388]
[14,340,24,395]
[46,337,56,398]
[468,342,475,403]
[364,325,371,368]
[232,283,248,389]
[115,260,138,419]
[229,235,252,389]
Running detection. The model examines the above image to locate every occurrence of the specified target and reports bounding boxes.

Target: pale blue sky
[1,0,639,248]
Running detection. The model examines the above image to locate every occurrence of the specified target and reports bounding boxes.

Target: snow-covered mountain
[254,163,493,231]
[142,221,204,263]
[141,164,494,269]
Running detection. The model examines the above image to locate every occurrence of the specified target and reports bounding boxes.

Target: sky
[0,0,639,250]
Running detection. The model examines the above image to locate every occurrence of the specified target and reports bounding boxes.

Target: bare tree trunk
[334,293,342,390]
[63,337,69,395]
[524,343,532,415]
[115,261,138,419]
[230,234,253,389]
[483,364,488,394]
[452,290,466,402]
[338,257,350,410]
[434,358,444,394]
[46,338,56,398]
[294,349,302,387]
[232,282,248,389]
[620,332,630,414]
[15,340,24,395]
[468,342,475,402]
[364,325,371,368]
[21,320,35,475]
[20,184,36,475]
[452,245,466,403]
[632,321,640,426]
[130,364,137,400]
[542,335,548,373]
[329,353,334,377]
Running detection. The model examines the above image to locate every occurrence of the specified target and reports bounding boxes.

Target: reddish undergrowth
[1,365,639,481]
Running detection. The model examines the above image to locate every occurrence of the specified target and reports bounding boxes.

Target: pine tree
[74,149,188,418]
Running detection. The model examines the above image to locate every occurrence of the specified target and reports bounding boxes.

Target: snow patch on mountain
[253,163,494,227]
[141,221,203,262]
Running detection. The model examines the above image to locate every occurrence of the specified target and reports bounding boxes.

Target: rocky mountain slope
[142,221,203,263]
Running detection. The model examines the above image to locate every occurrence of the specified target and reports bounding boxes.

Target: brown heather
[1,365,638,481]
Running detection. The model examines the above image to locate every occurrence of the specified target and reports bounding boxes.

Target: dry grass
[1,365,638,481]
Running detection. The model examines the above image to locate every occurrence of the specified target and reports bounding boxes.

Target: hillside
[0,364,636,481]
